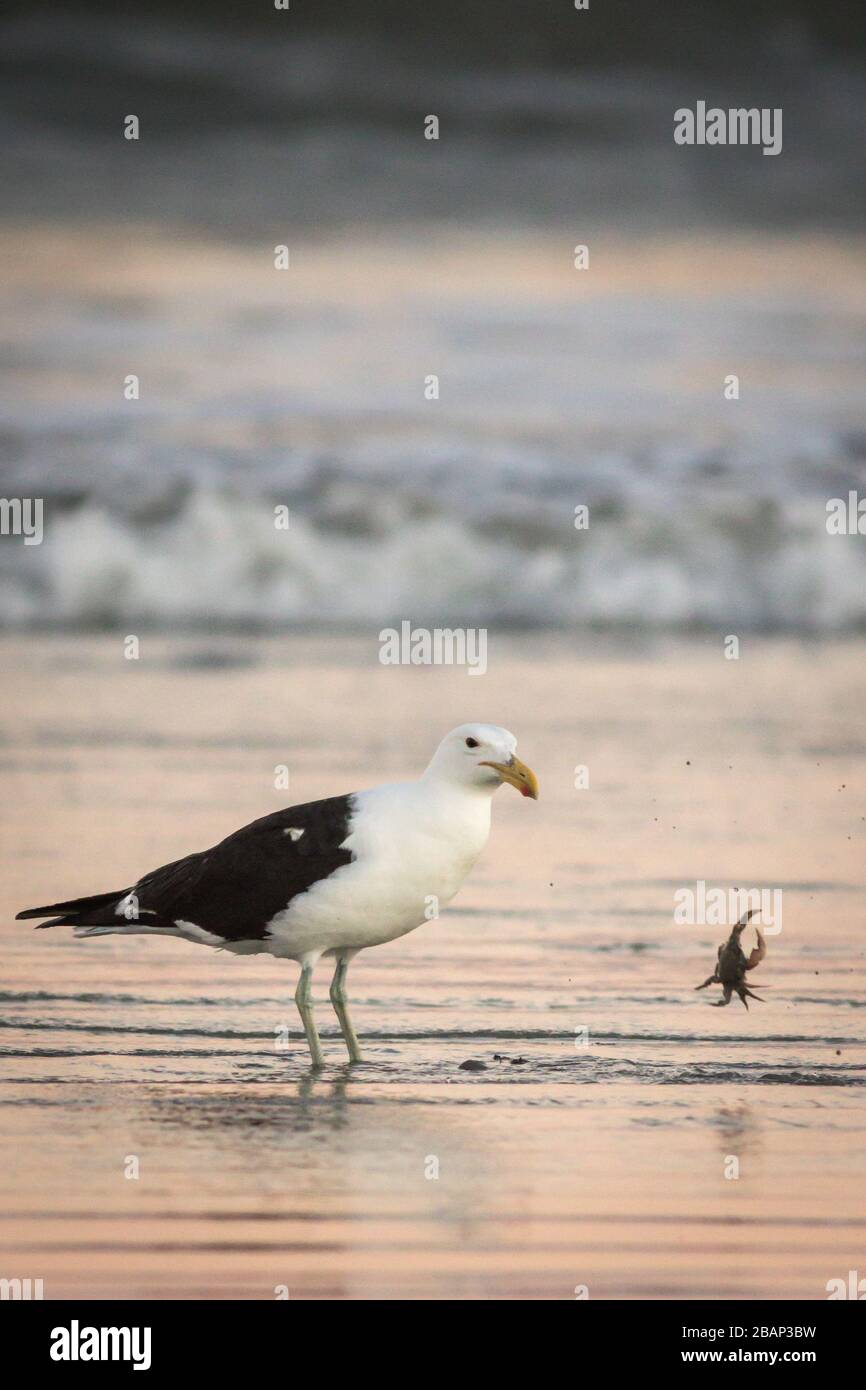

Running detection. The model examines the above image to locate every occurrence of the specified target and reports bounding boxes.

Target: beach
[1,4,865,1306]
[1,633,864,1299]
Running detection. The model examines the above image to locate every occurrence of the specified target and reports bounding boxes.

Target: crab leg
[737,985,764,1007]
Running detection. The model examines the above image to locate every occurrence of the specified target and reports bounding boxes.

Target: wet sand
[1,633,864,1299]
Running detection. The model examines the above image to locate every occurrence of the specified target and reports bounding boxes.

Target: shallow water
[1,633,864,1298]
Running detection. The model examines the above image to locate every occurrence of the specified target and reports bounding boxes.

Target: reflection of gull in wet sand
[17,724,538,1067]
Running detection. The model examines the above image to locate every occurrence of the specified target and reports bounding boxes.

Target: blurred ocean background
[1,0,865,632]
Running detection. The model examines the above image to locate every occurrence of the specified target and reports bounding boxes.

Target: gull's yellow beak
[480,756,539,800]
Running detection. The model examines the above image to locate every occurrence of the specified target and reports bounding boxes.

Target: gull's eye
[465,737,479,749]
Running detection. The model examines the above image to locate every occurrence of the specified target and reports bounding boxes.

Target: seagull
[17,724,538,1066]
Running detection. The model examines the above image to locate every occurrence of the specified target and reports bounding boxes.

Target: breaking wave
[3,467,866,632]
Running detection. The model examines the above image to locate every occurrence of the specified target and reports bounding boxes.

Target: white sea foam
[3,479,865,631]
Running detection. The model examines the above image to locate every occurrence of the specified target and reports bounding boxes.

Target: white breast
[265,779,492,960]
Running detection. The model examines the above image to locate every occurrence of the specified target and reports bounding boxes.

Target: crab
[695,909,767,1008]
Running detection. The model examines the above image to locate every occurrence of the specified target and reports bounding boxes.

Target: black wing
[136,794,357,941]
[19,794,356,942]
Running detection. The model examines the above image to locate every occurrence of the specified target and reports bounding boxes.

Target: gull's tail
[16,888,179,937]
[16,889,132,929]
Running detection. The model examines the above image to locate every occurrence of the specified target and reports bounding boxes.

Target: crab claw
[745,926,766,971]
